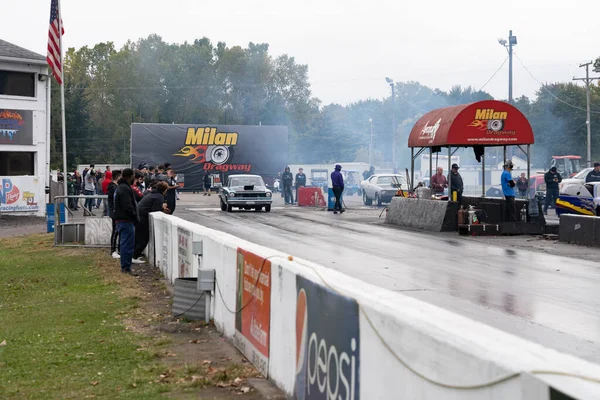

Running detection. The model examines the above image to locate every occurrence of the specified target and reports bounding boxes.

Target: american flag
[47,0,64,84]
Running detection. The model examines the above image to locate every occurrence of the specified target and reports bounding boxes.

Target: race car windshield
[378,175,407,188]
[229,176,265,188]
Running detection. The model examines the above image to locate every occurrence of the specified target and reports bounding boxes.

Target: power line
[514,52,600,114]
[537,122,587,144]
[394,90,428,114]
[478,55,509,92]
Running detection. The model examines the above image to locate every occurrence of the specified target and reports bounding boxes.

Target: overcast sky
[4,0,599,105]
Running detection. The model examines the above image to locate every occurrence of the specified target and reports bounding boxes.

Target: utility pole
[573,62,600,168]
[498,30,517,160]
[386,77,396,170]
[508,30,515,103]
[368,118,373,166]
[498,30,517,104]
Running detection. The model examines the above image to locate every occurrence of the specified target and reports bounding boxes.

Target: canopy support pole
[429,147,433,188]
[527,144,531,199]
[448,146,452,200]
[482,153,486,197]
[503,146,507,164]
[410,147,415,192]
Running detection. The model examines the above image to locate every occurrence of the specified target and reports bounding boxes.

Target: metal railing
[53,195,110,248]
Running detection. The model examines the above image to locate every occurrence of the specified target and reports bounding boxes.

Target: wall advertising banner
[177,227,193,278]
[131,124,288,191]
[0,109,34,145]
[295,275,360,400]
[161,221,172,280]
[148,216,155,266]
[0,176,40,212]
[234,248,272,377]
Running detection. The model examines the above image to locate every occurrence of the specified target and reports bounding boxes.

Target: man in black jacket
[282,166,294,205]
[450,163,464,204]
[544,166,562,214]
[295,168,307,203]
[586,162,600,183]
[133,181,169,261]
[107,170,121,259]
[113,168,140,273]
[166,168,179,214]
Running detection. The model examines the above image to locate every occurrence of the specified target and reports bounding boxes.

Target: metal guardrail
[53,195,110,248]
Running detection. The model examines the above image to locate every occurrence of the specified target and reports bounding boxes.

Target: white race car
[559,167,594,192]
[360,174,408,206]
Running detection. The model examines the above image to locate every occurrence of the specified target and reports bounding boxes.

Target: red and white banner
[0,176,41,212]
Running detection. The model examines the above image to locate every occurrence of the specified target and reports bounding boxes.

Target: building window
[0,152,35,175]
[0,70,36,97]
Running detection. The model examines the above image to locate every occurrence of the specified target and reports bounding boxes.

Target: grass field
[0,234,168,399]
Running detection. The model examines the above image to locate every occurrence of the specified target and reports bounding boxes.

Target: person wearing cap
[137,163,149,191]
[544,166,562,215]
[295,168,307,202]
[585,162,600,183]
[282,166,294,205]
[501,160,517,221]
[331,164,345,214]
[144,166,156,192]
[450,163,463,204]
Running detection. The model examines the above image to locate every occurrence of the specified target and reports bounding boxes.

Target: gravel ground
[0,215,47,238]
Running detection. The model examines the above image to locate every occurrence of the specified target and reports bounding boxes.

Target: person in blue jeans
[112,168,140,274]
[501,160,517,222]
[83,169,96,215]
[543,167,562,215]
[331,164,345,214]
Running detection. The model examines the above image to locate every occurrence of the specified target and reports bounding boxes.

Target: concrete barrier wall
[149,212,600,399]
[559,214,600,247]
[385,197,457,232]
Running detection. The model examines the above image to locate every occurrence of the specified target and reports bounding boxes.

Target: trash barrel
[327,188,343,211]
[46,203,65,233]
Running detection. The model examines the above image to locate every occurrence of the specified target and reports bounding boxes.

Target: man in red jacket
[102,170,112,194]
[101,170,113,216]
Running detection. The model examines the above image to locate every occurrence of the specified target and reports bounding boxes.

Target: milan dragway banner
[0,176,41,212]
[131,124,288,191]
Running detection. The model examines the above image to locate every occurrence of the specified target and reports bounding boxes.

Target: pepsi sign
[295,275,360,400]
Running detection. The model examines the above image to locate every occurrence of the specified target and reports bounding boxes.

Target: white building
[0,40,50,217]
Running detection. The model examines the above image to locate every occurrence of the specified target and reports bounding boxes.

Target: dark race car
[219,174,273,212]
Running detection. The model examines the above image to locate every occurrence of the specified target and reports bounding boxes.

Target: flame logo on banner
[468,120,488,131]
[174,146,205,163]
[0,110,25,140]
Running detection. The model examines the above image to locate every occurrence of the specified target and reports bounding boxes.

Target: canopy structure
[407,100,535,197]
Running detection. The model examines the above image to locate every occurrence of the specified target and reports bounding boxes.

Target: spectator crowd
[63,162,180,274]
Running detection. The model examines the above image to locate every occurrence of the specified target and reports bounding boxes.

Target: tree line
[50,34,600,170]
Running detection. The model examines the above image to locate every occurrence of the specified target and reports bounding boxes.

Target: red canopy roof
[408,100,534,148]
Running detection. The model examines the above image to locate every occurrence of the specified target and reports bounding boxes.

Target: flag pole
[57,0,68,222]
